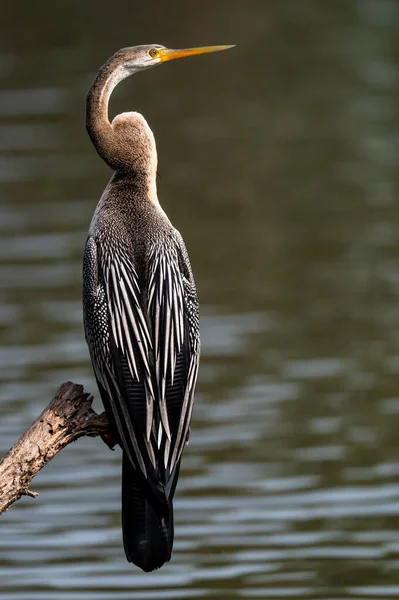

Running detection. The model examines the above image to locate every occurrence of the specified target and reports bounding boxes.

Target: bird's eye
[148,48,159,58]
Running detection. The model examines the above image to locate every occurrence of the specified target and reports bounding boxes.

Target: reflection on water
[1,0,399,598]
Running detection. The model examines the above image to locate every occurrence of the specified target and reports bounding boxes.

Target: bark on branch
[0,381,110,515]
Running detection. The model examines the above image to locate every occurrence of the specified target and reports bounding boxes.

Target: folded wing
[83,234,200,504]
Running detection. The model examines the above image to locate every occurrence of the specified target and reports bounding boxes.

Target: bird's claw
[101,431,117,450]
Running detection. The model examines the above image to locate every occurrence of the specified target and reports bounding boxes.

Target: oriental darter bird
[83,44,233,572]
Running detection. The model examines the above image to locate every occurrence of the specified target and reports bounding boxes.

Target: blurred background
[0,0,399,598]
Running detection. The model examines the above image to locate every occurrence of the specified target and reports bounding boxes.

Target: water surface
[1,1,399,598]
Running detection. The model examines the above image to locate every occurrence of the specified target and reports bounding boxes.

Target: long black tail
[121,453,174,572]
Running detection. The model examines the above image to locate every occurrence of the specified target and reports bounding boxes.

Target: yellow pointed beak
[158,45,234,63]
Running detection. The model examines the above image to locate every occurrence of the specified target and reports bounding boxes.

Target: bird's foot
[101,431,117,450]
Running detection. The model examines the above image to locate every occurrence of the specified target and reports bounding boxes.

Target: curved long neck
[86,58,128,170]
[86,55,159,202]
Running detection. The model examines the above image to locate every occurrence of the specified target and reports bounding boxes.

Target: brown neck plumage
[86,55,121,169]
[86,51,158,185]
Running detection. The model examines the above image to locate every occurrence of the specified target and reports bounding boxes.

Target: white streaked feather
[157,421,163,449]
[154,299,161,358]
[164,437,171,470]
[166,261,173,305]
[120,306,139,380]
[162,305,172,380]
[146,438,156,468]
[146,390,153,442]
[113,301,125,352]
[110,263,122,315]
[172,284,180,345]
[95,236,199,481]
[159,394,171,441]
[169,326,176,385]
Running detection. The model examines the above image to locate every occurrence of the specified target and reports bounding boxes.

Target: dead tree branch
[0,381,110,515]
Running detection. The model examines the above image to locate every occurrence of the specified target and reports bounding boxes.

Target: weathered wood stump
[0,382,110,515]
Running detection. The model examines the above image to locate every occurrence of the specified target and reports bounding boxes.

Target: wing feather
[83,232,200,500]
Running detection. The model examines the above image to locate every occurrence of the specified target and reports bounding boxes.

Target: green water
[1,1,399,598]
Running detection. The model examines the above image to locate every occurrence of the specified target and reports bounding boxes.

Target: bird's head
[116,44,234,75]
